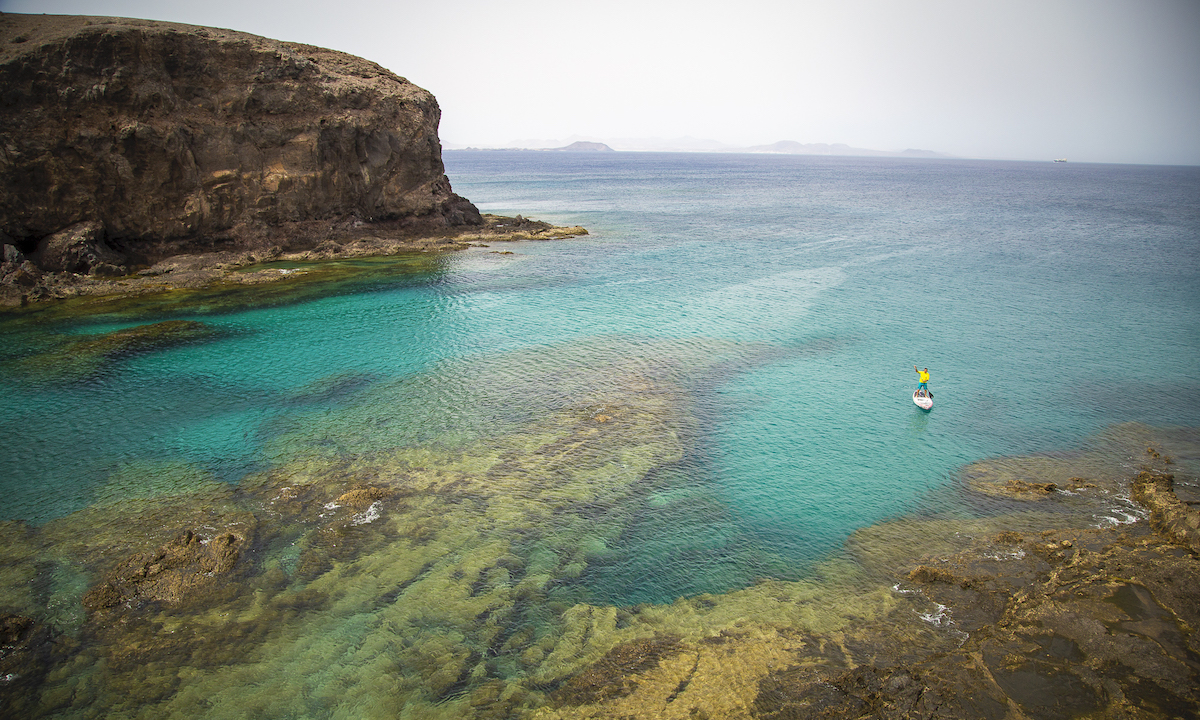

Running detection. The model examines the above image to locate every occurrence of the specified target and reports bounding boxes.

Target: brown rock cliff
[0,13,481,274]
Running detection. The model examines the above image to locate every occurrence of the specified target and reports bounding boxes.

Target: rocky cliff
[0,13,481,279]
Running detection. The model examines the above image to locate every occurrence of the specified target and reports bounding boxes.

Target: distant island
[458,141,615,153]
[450,136,951,158]
[547,141,615,152]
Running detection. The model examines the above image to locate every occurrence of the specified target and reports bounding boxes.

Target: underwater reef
[0,326,1196,718]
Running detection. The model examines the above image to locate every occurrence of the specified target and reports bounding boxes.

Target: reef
[7,319,219,383]
[0,317,1196,720]
[82,526,251,611]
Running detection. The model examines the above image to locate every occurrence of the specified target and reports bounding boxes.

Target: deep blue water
[2,151,1198,605]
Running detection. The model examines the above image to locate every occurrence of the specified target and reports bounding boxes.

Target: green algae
[4,320,220,383]
[88,460,225,507]
[5,335,1198,718]
[1,253,452,327]
[2,335,798,718]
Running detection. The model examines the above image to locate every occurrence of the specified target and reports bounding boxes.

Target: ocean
[1,151,1197,717]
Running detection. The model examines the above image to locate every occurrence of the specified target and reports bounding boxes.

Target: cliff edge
[0,13,483,283]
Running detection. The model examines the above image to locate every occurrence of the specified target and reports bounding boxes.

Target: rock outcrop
[0,13,482,279]
[81,525,253,611]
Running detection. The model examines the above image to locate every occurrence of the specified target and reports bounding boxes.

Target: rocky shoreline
[534,430,1200,720]
[1,13,581,310]
[0,213,586,308]
[0,344,1196,719]
[2,11,1196,720]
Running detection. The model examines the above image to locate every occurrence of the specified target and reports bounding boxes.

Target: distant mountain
[450,138,615,152]
[446,136,952,158]
[546,141,614,152]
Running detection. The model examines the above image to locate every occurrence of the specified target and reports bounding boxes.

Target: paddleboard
[913,390,933,411]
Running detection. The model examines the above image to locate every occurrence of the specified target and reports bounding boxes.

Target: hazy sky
[3,0,1199,164]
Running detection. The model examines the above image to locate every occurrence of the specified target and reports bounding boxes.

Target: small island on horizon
[458,140,616,153]
[449,136,953,158]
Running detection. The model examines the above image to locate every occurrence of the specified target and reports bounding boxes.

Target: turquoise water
[2,153,1199,610]
[443,152,1200,602]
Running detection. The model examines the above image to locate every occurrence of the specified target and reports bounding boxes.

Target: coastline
[3,13,1196,717]
[0,214,586,309]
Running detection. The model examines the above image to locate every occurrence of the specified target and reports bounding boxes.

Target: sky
[2,0,1199,164]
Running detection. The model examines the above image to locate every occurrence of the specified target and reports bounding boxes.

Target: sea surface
[1,152,1198,717]
[439,152,1200,599]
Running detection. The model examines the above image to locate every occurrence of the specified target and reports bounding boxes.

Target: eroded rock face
[35,220,127,275]
[0,13,481,271]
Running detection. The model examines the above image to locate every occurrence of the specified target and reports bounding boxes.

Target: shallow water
[1,153,1198,717]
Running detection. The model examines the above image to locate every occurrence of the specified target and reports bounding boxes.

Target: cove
[1,152,1198,718]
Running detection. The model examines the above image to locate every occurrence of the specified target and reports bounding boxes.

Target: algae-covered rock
[1133,468,1200,552]
[963,456,1099,500]
[0,521,42,617]
[754,663,1011,720]
[0,613,63,720]
[82,523,254,611]
[9,319,218,382]
[550,635,683,706]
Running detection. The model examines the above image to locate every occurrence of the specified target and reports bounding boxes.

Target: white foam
[919,602,953,627]
[1092,494,1147,528]
[983,548,1027,561]
[352,501,382,526]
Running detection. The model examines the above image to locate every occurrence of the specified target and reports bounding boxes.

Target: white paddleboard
[913,390,933,410]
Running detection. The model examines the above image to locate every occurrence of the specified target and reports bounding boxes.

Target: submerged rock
[550,635,684,706]
[0,613,63,719]
[3,344,1197,719]
[82,524,253,610]
[963,456,1102,501]
[9,319,219,382]
[1133,468,1200,552]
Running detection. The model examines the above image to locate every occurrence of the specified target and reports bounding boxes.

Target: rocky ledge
[1,213,586,306]
[0,14,585,307]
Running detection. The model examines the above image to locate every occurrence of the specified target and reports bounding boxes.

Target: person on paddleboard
[914,366,932,398]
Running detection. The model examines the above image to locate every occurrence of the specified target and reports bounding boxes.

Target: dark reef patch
[551,635,684,706]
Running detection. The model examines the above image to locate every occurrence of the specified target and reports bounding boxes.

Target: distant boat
[1054,158,1068,163]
